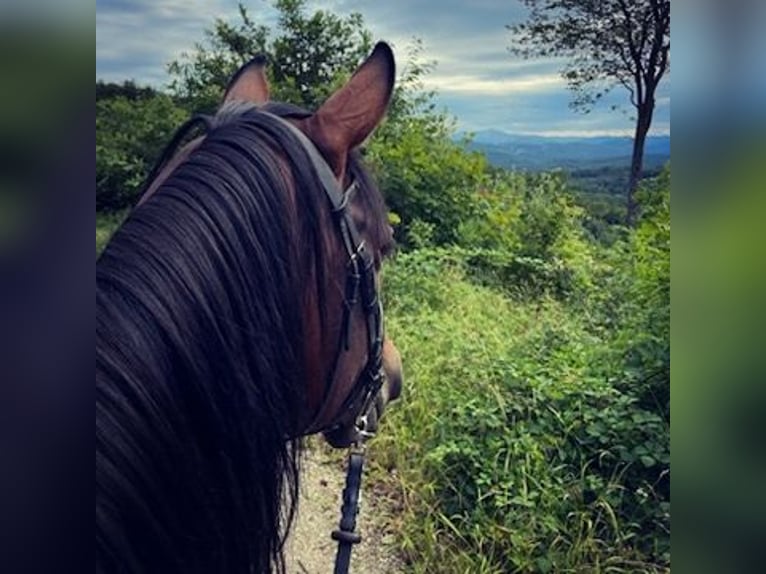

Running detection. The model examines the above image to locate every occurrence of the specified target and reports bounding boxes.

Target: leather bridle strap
[266,113,385,438]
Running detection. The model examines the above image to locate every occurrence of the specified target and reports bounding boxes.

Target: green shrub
[367,117,487,247]
[96,94,187,211]
[456,171,599,300]
[375,245,670,572]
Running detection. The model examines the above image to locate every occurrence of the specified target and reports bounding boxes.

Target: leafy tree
[96,80,157,102]
[508,0,670,225]
[368,116,487,246]
[365,41,488,247]
[167,3,269,112]
[167,0,371,112]
[459,171,595,297]
[96,94,186,210]
[269,0,371,109]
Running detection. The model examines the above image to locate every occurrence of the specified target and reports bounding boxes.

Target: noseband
[267,113,386,440]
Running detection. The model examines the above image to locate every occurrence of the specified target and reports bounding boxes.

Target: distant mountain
[457,130,670,172]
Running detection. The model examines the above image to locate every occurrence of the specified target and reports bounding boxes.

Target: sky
[96,0,671,137]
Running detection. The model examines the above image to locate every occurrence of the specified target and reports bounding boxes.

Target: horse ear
[306,42,395,175]
[223,55,270,104]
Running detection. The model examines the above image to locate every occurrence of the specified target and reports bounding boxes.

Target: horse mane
[96,104,387,573]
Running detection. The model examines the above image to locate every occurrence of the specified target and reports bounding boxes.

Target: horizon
[457,128,671,139]
[96,0,671,138]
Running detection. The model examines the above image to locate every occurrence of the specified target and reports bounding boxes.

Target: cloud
[424,72,564,95]
[438,87,670,136]
[96,0,247,85]
[96,0,671,137]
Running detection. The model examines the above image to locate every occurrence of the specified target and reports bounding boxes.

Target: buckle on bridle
[354,413,376,445]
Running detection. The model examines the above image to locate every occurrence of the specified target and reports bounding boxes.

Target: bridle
[144,104,387,440]
[269,113,386,574]
[265,113,386,441]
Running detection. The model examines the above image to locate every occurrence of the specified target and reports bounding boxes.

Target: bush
[359,40,489,248]
[96,94,187,211]
[96,210,127,255]
[375,244,670,572]
[367,117,487,248]
[457,171,599,300]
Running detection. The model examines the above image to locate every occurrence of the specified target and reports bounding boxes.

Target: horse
[96,43,403,573]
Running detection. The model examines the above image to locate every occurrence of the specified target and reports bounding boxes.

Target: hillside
[457,130,669,200]
[459,130,670,173]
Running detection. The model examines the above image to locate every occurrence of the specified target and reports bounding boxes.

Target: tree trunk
[626,100,655,226]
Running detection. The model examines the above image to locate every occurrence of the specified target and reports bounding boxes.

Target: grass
[368,248,669,573]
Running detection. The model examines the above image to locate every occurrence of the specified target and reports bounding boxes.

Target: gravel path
[285,441,404,574]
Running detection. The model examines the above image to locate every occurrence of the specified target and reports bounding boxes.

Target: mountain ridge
[456,129,670,172]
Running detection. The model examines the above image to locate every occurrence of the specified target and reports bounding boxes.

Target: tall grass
[371,248,669,573]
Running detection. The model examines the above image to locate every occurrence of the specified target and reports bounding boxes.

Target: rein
[332,447,366,574]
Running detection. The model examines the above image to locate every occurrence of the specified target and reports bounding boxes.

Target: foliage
[570,164,666,198]
[167,3,268,112]
[374,172,671,569]
[575,192,626,245]
[457,170,597,299]
[167,1,371,112]
[613,166,670,417]
[96,80,157,102]
[96,94,186,211]
[365,41,488,247]
[368,120,487,246]
[96,209,127,255]
[269,0,372,109]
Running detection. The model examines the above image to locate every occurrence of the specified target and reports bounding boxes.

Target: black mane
[96,104,386,573]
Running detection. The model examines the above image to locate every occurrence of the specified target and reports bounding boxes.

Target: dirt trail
[286,442,404,574]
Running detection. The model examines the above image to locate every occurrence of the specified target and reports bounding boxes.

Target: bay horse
[96,43,403,573]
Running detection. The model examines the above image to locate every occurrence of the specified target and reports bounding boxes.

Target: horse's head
[98,42,404,574]
[141,43,403,448]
